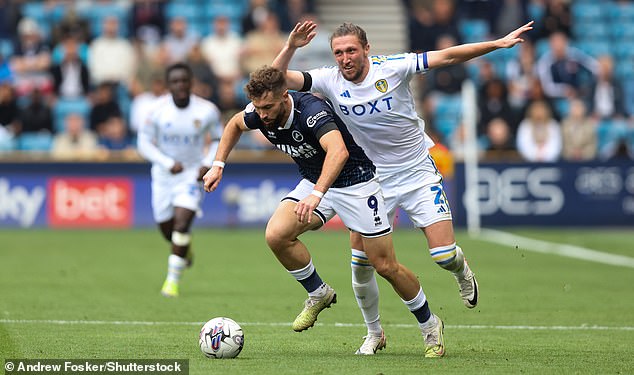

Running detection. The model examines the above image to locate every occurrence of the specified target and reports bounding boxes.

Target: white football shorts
[378,155,453,228]
[283,178,392,238]
[151,167,204,223]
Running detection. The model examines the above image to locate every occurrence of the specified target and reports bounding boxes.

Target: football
[199,317,244,359]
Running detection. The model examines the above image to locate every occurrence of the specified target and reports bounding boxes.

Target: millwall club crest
[375,79,388,93]
[292,130,304,142]
[194,119,202,129]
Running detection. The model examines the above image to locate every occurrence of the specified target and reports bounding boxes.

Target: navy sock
[411,301,432,324]
[299,270,323,293]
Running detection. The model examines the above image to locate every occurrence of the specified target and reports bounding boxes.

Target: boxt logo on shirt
[47,178,133,227]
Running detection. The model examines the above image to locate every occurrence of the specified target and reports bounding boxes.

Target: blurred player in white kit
[137,62,223,297]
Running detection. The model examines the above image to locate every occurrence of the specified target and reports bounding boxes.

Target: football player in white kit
[137,63,223,297]
[273,20,533,354]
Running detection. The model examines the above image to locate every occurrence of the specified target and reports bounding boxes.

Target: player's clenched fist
[203,166,223,192]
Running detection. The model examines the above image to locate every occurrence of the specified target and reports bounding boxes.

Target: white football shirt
[137,94,223,174]
[308,53,434,175]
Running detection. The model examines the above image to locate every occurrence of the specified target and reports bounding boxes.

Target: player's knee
[264,225,292,251]
[372,258,399,280]
[171,231,191,247]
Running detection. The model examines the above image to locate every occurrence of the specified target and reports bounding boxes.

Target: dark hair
[330,23,368,48]
[244,66,286,100]
[165,62,192,81]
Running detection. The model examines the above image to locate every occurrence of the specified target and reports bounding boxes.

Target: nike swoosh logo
[468,278,479,306]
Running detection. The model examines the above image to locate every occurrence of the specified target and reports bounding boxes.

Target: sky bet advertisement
[1,161,633,228]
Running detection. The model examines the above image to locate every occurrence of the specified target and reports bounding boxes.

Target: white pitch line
[479,229,634,269]
[1,319,633,331]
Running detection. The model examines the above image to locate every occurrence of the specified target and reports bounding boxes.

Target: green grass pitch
[1,227,633,374]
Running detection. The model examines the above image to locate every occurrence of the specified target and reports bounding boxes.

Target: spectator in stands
[561,98,597,161]
[477,77,516,136]
[456,0,501,35]
[200,15,243,84]
[421,34,467,97]
[50,36,90,100]
[17,88,53,136]
[587,55,628,120]
[522,73,560,121]
[10,17,52,94]
[186,44,218,101]
[409,0,462,53]
[506,40,537,112]
[494,0,528,38]
[89,81,122,136]
[537,31,598,100]
[241,0,271,35]
[51,112,100,160]
[482,117,520,161]
[240,13,286,76]
[0,81,18,136]
[129,73,165,135]
[130,38,164,96]
[534,0,571,40]
[516,100,562,162]
[275,0,314,33]
[129,0,166,47]
[97,115,136,159]
[51,8,92,45]
[161,17,198,65]
[89,16,136,85]
[0,0,21,41]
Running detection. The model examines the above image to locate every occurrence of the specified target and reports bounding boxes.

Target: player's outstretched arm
[272,21,317,91]
[203,111,248,193]
[426,21,533,69]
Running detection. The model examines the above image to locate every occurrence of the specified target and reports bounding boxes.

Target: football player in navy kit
[203,66,446,357]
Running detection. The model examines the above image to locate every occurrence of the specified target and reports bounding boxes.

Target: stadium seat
[571,3,603,22]
[206,3,245,20]
[613,42,634,59]
[0,38,13,59]
[574,22,609,40]
[607,2,634,21]
[53,98,91,133]
[434,94,462,139]
[17,133,53,152]
[615,62,634,80]
[609,23,634,40]
[165,2,199,20]
[21,2,48,22]
[459,19,489,43]
[574,41,611,58]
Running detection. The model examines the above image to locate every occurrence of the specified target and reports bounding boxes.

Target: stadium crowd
[0,0,632,162]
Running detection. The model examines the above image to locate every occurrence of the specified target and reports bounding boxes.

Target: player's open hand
[294,194,321,224]
[203,166,223,192]
[498,21,534,48]
[288,21,317,49]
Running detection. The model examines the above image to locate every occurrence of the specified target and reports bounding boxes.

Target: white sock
[430,243,467,277]
[166,254,187,283]
[351,249,382,335]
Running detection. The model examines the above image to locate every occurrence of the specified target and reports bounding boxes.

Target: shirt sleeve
[202,104,223,167]
[136,110,175,170]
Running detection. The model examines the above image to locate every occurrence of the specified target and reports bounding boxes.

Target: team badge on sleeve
[375,79,388,93]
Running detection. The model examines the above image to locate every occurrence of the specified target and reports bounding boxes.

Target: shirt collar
[278,94,295,130]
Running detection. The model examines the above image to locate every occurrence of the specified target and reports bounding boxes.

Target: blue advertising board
[452,161,634,226]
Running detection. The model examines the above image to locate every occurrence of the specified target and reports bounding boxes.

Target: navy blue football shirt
[244,92,375,188]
